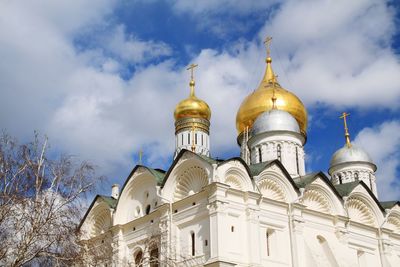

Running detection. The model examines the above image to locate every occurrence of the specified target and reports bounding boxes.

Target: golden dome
[174,80,211,121]
[236,57,307,136]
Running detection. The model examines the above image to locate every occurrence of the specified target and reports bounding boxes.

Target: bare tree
[0,132,104,267]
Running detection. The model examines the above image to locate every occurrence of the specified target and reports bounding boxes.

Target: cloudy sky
[1,0,399,200]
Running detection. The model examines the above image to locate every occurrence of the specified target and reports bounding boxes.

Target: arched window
[338,174,342,184]
[191,232,195,256]
[150,247,159,267]
[277,144,282,161]
[134,250,143,266]
[258,147,262,163]
[354,172,359,181]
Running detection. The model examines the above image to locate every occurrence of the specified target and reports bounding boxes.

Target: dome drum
[175,117,210,134]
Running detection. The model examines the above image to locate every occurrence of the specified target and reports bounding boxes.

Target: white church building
[80,41,400,267]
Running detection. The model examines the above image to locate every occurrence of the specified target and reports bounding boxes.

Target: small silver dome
[251,109,300,135]
[330,145,374,167]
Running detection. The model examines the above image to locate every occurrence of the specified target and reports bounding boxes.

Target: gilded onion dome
[174,79,211,121]
[236,56,307,137]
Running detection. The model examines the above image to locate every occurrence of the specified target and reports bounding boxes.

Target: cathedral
[80,39,400,267]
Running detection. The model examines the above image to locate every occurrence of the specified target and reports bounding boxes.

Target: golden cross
[186,63,198,80]
[264,36,273,57]
[339,112,351,147]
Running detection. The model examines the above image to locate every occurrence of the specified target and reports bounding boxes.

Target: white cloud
[0,0,399,190]
[354,121,400,201]
[104,25,172,64]
[259,0,400,109]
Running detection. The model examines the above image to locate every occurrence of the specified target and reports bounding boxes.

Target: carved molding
[302,188,332,214]
[257,178,286,202]
[346,197,376,226]
[174,165,208,201]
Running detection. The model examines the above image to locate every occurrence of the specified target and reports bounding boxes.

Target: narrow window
[296,146,300,174]
[338,174,342,184]
[191,232,195,256]
[135,251,143,266]
[317,236,339,267]
[201,134,203,146]
[266,229,275,257]
[181,134,183,145]
[195,133,197,144]
[354,172,359,181]
[205,240,208,246]
[266,230,270,256]
[231,226,234,232]
[188,133,190,144]
[357,250,366,267]
[145,205,151,215]
[258,147,262,163]
[277,144,282,161]
[150,248,159,267]
[369,174,373,190]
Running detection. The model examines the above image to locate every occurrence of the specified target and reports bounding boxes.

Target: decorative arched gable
[114,167,159,225]
[89,203,112,237]
[346,196,377,226]
[387,212,400,232]
[217,158,253,192]
[302,188,332,213]
[161,150,212,202]
[346,183,385,227]
[255,161,299,202]
[296,173,344,215]
[79,197,114,239]
[174,165,208,201]
[258,177,286,201]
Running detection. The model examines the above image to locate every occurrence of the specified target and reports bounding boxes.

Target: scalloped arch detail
[174,166,208,201]
[347,197,376,226]
[387,215,400,232]
[224,175,243,190]
[258,178,286,202]
[90,208,111,237]
[302,189,332,213]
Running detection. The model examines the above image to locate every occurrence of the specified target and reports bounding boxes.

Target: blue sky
[0,0,399,200]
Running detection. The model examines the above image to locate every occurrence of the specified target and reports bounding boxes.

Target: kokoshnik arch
[80,37,400,267]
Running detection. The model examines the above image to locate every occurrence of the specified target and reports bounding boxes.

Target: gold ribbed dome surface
[174,80,211,120]
[236,57,307,136]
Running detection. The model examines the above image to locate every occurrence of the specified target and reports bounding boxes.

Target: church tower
[174,64,211,158]
[329,112,378,196]
[235,37,307,177]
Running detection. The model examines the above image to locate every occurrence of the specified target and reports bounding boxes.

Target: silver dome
[251,109,300,135]
[330,145,374,167]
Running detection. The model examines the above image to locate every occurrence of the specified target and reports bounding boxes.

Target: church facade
[80,41,400,267]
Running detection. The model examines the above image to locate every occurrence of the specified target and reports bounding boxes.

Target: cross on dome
[340,112,352,147]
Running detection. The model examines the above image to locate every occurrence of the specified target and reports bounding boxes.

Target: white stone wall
[81,155,400,267]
